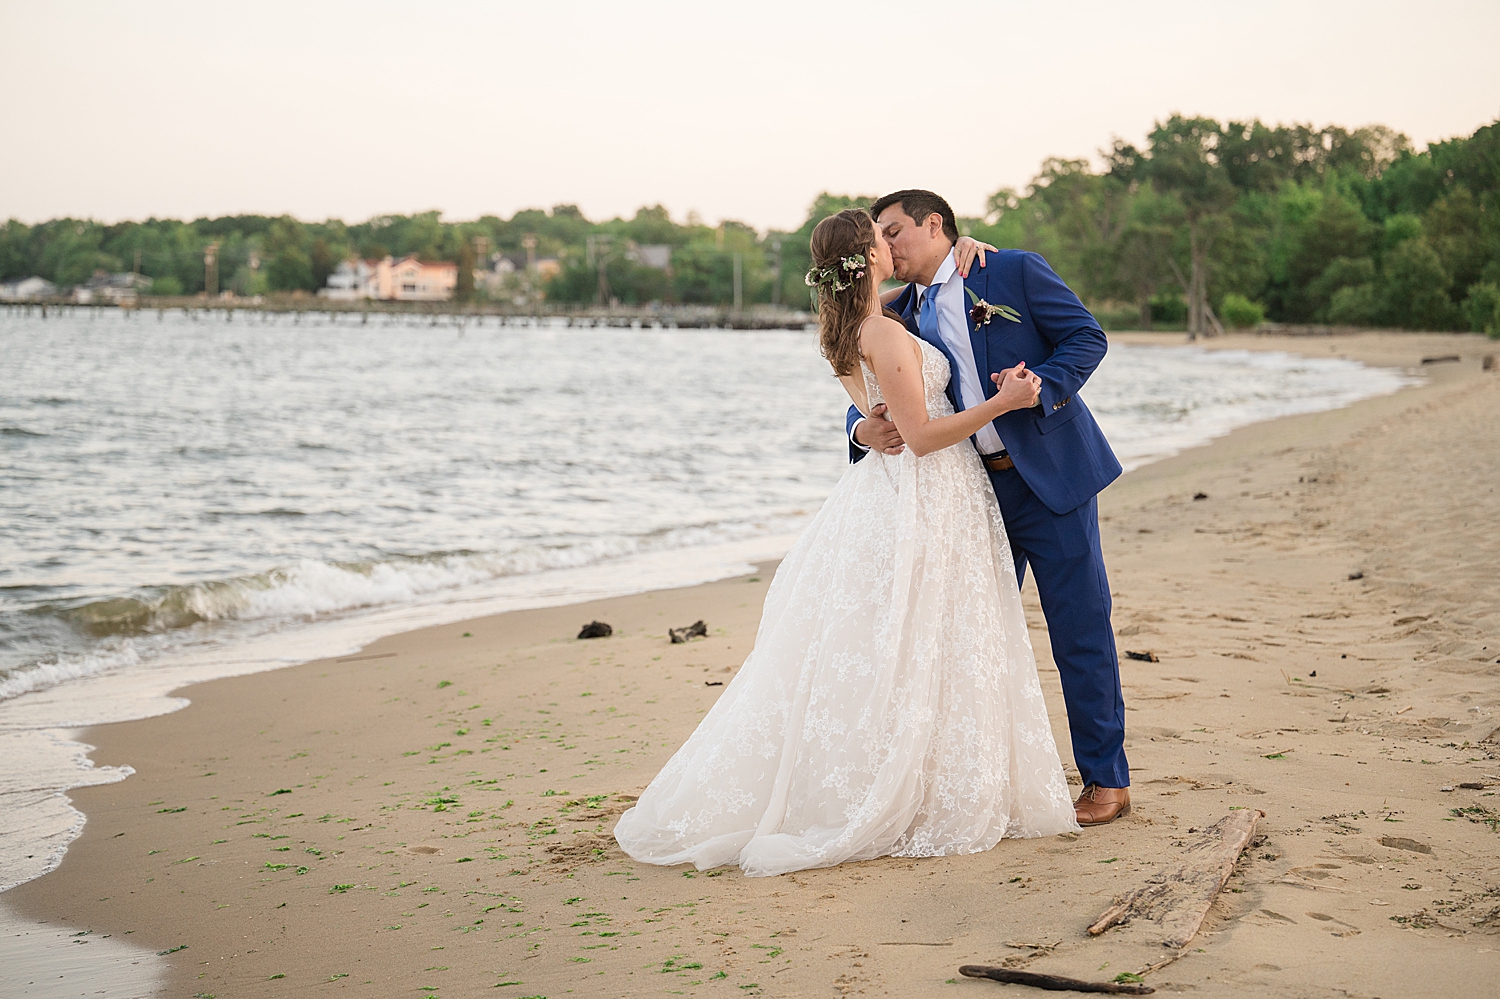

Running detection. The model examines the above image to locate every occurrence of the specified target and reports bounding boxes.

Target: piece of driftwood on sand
[957,966,1154,994]
[669,619,708,643]
[1087,808,1265,948]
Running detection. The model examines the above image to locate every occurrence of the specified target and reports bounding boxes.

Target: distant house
[320,259,379,300]
[0,275,58,301]
[475,253,518,297]
[73,272,152,304]
[385,256,456,301]
[319,256,457,302]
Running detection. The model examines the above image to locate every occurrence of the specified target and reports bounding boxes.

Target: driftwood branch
[959,966,1154,994]
[1088,809,1263,948]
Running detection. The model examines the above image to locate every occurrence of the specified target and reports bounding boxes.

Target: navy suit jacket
[846,249,1122,515]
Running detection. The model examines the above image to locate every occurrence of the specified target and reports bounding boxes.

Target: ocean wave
[2,513,810,701]
[0,641,142,702]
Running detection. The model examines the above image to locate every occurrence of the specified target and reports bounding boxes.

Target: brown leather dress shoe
[1074,784,1131,826]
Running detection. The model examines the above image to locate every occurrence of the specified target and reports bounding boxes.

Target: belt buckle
[983,450,1012,472]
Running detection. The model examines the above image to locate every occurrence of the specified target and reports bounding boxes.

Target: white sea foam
[0,642,143,703]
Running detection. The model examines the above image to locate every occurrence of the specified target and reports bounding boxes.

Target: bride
[613,209,1079,877]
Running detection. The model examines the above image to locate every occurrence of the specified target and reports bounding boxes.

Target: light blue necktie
[918,285,940,341]
[918,282,963,414]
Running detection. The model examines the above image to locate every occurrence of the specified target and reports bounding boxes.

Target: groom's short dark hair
[871,189,959,244]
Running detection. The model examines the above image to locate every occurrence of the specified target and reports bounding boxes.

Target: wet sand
[6,331,1499,997]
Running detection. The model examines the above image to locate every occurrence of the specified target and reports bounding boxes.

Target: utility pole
[204,242,220,297]
[521,234,537,304]
[769,237,782,307]
[732,252,743,312]
[133,248,142,275]
[585,234,611,307]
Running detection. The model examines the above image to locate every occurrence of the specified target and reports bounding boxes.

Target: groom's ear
[925,213,946,239]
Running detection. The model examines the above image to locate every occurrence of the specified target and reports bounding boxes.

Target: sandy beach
[7,330,1499,998]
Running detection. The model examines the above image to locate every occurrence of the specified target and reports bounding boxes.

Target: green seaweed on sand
[1452,805,1500,831]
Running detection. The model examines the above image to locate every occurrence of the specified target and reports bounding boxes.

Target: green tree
[1113,184,1179,329]
[265,217,315,291]
[1461,282,1500,336]
[1265,184,1377,320]
[1143,116,1240,335]
[1219,293,1264,328]
[1380,239,1457,329]
[150,275,184,296]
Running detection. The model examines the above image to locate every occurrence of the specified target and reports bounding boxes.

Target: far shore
[5,330,1499,998]
[7,297,1495,344]
[2,296,817,329]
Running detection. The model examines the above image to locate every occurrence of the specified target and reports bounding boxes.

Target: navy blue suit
[846,250,1129,788]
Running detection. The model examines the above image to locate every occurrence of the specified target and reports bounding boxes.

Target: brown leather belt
[982,451,1014,472]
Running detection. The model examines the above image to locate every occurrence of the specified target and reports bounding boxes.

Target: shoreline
[6,330,1499,997]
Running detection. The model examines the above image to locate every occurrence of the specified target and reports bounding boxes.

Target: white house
[72,272,152,304]
[320,259,379,300]
[0,276,58,301]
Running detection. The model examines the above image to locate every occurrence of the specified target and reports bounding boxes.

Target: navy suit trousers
[986,466,1130,789]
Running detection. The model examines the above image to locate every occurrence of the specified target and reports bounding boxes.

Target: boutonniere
[966,288,1022,326]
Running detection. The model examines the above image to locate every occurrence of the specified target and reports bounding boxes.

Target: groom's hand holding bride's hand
[990,363,1043,413]
[855,403,906,454]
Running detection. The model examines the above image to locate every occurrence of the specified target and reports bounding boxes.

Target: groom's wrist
[849,418,871,451]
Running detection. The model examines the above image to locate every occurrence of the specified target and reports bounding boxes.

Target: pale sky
[2,0,1497,232]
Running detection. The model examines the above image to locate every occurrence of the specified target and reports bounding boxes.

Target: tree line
[959,114,1500,336]
[1,114,1495,334]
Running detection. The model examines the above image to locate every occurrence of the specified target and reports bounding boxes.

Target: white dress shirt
[918,251,1006,455]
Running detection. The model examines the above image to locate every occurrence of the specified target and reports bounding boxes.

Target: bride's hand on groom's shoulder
[955,237,998,278]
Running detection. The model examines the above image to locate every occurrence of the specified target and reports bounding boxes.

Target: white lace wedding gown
[614,334,1078,877]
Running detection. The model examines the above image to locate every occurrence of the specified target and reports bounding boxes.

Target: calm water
[1,309,1414,707]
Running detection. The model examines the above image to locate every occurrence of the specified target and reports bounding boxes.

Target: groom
[848,190,1131,826]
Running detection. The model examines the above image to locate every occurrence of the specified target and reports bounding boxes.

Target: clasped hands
[856,364,1042,455]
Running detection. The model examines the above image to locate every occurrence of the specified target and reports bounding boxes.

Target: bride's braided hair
[808,209,877,377]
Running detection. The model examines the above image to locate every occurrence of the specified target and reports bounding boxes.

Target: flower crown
[804,252,868,293]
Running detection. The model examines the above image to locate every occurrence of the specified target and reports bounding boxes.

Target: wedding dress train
[614,335,1078,877]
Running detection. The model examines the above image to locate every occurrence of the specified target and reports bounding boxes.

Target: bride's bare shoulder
[857,315,911,356]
